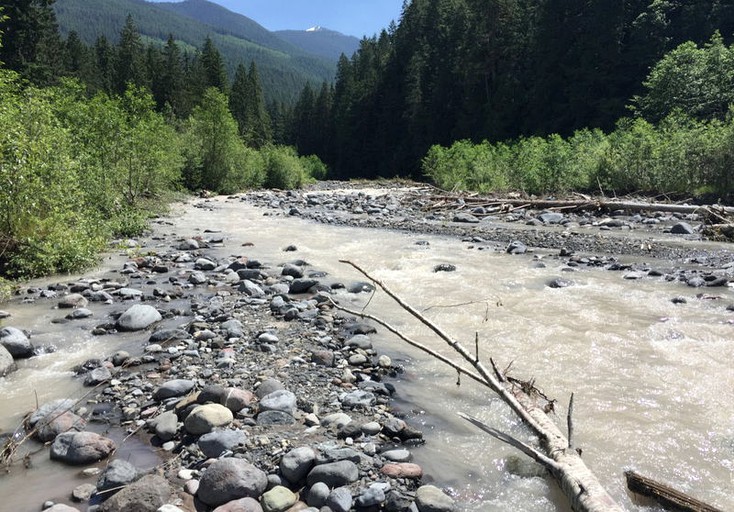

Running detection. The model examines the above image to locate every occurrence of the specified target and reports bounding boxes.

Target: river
[1,194,732,511]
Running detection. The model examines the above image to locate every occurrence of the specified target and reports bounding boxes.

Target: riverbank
[1,183,733,512]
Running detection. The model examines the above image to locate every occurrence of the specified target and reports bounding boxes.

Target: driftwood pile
[404,188,734,240]
[335,260,726,512]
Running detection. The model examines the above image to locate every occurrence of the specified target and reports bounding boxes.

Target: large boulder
[50,431,116,465]
[198,429,248,458]
[0,327,34,358]
[35,411,86,442]
[153,379,196,401]
[184,404,234,435]
[306,460,359,488]
[116,304,161,331]
[98,474,173,512]
[197,458,268,508]
[415,485,456,512]
[279,446,316,484]
[0,344,16,376]
[96,459,140,496]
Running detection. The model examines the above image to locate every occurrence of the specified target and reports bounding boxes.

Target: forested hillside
[276,28,361,61]
[53,0,336,103]
[287,0,734,180]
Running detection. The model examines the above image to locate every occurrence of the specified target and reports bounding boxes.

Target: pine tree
[200,36,228,93]
[155,35,186,118]
[229,61,271,148]
[0,0,63,85]
[115,15,145,94]
[93,35,116,95]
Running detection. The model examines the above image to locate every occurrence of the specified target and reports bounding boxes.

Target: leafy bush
[263,145,309,189]
[300,154,329,181]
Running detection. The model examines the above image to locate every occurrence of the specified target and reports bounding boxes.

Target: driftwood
[625,470,725,512]
[337,260,623,512]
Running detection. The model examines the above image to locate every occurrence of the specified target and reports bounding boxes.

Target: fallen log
[338,260,624,512]
[625,470,725,512]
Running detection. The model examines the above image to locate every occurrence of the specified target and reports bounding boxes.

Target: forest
[3,0,734,283]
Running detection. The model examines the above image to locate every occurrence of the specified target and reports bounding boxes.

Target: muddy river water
[1,194,733,511]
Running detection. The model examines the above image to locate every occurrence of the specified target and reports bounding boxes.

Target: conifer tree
[115,15,145,94]
[200,36,228,93]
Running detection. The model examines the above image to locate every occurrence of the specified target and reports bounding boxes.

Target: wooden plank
[625,470,726,512]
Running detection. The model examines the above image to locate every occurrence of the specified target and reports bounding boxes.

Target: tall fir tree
[200,36,228,93]
[115,15,146,94]
[0,0,63,85]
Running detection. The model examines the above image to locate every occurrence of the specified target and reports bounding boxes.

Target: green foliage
[633,32,734,122]
[300,154,329,181]
[262,146,310,190]
[423,114,734,198]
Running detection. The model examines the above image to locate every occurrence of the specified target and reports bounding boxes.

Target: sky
[168,0,405,38]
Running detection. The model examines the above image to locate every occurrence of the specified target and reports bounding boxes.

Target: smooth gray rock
[97,459,140,494]
[198,429,248,458]
[184,404,234,435]
[221,319,245,338]
[50,431,116,465]
[341,390,376,409]
[452,212,480,223]
[306,460,359,487]
[189,271,208,285]
[0,344,16,376]
[259,390,297,415]
[211,497,263,512]
[256,378,286,399]
[326,487,353,512]
[153,379,196,401]
[307,482,330,508]
[239,280,265,297]
[538,212,564,224]
[345,334,372,350]
[195,258,217,270]
[281,264,304,279]
[280,446,316,483]
[116,304,161,331]
[0,327,34,358]
[261,485,297,512]
[151,410,179,441]
[84,366,112,386]
[415,485,456,512]
[356,486,387,508]
[197,458,268,507]
[59,293,88,308]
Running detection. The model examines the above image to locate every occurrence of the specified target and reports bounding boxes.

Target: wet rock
[415,485,456,512]
[153,379,196,401]
[0,344,15,376]
[347,282,375,294]
[198,429,248,458]
[29,399,77,427]
[281,264,304,279]
[547,277,574,289]
[538,212,564,224]
[506,241,527,255]
[65,308,93,320]
[97,459,140,496]
[289,279,319,294]
[59,294,88,309]
[36,411,86,442]
[433,264,456,272]
[280,446,316,484]
[197,458,268,508]
[505,455,546,478]
[116,304,162,331]
[345,334,372,350]
[97,474,173,512]
[184,404,234,435]
[239,280,265,297]
[306,460,359,487]
[50,431,116,465]
[0,326,34,358]
[671,222,695,235]
[84,366,112,386]
[149,329,190,344]
[356,485,387,508]
[71,483,97,502]
[341,390,376,409]
[380,463,423,479]
[195,258,217,271]
[261,486,297,512]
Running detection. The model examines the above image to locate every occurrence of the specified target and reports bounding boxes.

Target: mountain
[275,27,361,61]
[53,0,336,103]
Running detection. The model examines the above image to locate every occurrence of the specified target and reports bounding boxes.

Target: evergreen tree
[0,0,63,85]
[63,31,94,84]
[229,61,272,148]
[115,15,145,94]
[93,35,116,95]
[200,36,228,93]
[155,35,187,118]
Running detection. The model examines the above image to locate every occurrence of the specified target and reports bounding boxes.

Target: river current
[1,194,732,511]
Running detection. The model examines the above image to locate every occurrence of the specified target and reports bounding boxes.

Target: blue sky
[158,1,405,38]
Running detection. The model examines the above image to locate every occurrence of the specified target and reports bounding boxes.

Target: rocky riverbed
[1,182,733,512]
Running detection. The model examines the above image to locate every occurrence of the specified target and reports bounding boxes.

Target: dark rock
[306,460,359,488]
[547,278,573,289]
[0,326,34,358]
[671,222,695,235]
[98,474,173,512]
[198,429,248,458]
[506,241,527,255]
[433,264,456,273]
[256,410,295,426]
[50,431,116,465]
[289,279,319,294]
[96,459,140,496]
[452,212,480,224]
[153,379,196,401]
[279,446,316,483]
[197,458,268,508]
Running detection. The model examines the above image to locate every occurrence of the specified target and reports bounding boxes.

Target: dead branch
[625,470,725,512]
[339,260,624,512]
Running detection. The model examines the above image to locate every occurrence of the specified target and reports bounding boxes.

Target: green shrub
[300,154,329,181]
[263,146,308,189]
